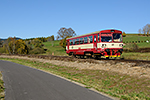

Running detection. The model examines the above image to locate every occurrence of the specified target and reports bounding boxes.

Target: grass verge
[0,57,150,100]
[122,52,150,60]
[0,71,4,100]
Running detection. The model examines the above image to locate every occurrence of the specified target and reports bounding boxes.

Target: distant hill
[0,37,22,41]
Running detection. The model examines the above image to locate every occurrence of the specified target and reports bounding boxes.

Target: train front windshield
[101,36,112,42]
[113,33,122,42]
[101,33,122,42]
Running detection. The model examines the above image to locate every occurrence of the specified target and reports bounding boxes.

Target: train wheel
[106,57,109,59]
[94,55,98,59]
[71,53,76,58]
[95,55,101,60]
[73,54,76,58]
[80,56,84,59]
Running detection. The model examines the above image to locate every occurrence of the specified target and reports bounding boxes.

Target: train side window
[98,34,100,42]
[94,36,96,42]
[88,36,93,43]
[76,39,79,44]
[73,39,75,45]
[84,37,88,44]
[69,40,72,45]
[80,38,83,44]
[66,41,68,46]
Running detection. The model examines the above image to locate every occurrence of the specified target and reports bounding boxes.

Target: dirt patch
[1,55,150,79]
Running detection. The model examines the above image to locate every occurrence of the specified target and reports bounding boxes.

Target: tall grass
[0,71,4,99]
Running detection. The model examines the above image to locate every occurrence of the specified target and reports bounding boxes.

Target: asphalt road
[0,60,113,100]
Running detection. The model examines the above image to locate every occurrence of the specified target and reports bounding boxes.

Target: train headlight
[119,44,123,47]
[102,44,107,47]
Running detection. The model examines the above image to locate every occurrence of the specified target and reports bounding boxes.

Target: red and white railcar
[66,29,123,58]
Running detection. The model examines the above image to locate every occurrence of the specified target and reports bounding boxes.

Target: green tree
[28,38,45,54]
[32,38,43,48]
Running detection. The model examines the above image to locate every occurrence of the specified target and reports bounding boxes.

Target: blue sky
[0,0,150,39]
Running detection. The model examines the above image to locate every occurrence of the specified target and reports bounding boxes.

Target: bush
[29,47,45,54]
[124,43,139,52]
[0,47,5,54]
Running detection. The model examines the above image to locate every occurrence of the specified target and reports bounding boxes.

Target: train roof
[67,29,122,40]
[67,31,100,39]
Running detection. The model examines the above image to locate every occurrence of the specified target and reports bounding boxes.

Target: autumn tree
[3,38,29,54]
[143,24,150,36]
[138,29,142,36]
[122,32,126,37]
[56,27,76,40]
[59,36,71,49]
[15,39,29,54]
[11,37,16,54]
[0,39,2,47]
[3,37,16,54]
[47,35,55,42]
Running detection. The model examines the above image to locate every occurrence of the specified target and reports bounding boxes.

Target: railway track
[1,54,150,68]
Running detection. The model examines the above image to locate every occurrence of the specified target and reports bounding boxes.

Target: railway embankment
[0,54,150,79]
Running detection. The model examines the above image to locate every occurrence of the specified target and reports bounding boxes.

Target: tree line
[24,35,54,42]
[0,35,55,54]
[138,24,150,36]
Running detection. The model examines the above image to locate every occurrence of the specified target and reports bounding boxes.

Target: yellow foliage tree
[59,36,71,49]
[15,39,28,54]
[122,32,126,37]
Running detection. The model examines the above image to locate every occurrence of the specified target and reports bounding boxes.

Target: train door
[94,35,97,51]
[66,40,69,51]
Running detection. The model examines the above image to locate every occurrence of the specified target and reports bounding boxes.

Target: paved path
[0,60,113,100]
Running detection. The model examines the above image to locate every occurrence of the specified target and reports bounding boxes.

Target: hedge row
[123,40,149,43]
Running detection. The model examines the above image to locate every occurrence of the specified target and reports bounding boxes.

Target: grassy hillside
[43,40,67,56]
[123,35,150,48]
